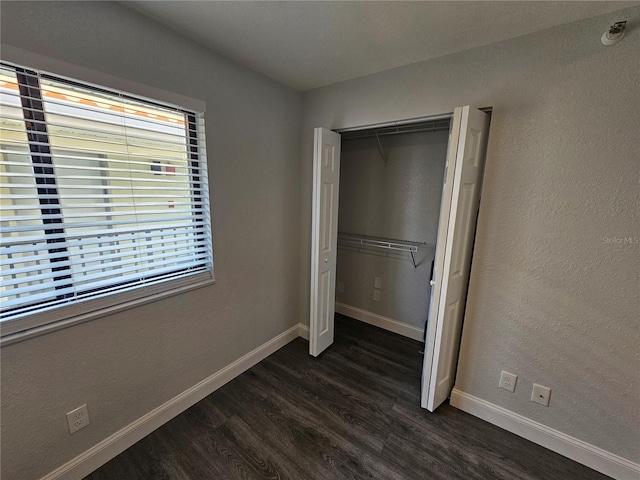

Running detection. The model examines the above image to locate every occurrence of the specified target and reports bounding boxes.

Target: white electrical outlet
[374,276,382,289]
[499,371,518,392]
[66,404,90,434]
[373,289,381,301]
[531,384,551,406]
[337,281,345,293]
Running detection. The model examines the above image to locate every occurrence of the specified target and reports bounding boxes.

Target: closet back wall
[337,130,448,330]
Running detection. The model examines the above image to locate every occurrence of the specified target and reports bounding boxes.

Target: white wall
[301,7,640,463]
[0,2,302,479]
[337,131,447,328]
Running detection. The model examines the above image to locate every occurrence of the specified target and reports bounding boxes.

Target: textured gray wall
[336,131,448,328]
[300,8,640,462]
[0,2,302,479]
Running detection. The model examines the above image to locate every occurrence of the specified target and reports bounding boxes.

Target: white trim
[450,389,640,480]
[1,45,206,113]
[40,324,301,480]
[335,303,424,342]
[298,322,310,340]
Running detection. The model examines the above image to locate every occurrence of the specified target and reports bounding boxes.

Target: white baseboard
[298,322,310,340]
[335,303,424,342]
[450,389,640,480]
[41,324,301,480]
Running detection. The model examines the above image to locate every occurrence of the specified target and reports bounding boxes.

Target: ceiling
[125,1,633,91]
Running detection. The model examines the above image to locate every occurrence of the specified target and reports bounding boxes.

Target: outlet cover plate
[66,404,90,434]
[499,371,518,392]
[374,276,382,289]
[531,384,551,406]
[373,289,381,301]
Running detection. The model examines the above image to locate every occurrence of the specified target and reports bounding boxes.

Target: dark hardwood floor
[85,315,610,479]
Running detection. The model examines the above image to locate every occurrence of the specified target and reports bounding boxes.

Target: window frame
[0,61,214,343]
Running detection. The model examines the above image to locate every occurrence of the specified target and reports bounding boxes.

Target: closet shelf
[337,232,426,268]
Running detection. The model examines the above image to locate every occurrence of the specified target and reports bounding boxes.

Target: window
[0,62,213,337]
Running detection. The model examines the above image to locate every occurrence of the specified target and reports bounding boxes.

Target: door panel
[451,183,475,276]
[319,271,331,334]
[436,300,460,384]
[321,183,334,252]
[422,106,489,411]
[310,127,341,357]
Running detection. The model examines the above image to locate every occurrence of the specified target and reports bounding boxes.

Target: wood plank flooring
[85,315,610,479]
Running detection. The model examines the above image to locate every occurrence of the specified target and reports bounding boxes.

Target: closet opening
[334,117,452,349]
[309,106,491,411]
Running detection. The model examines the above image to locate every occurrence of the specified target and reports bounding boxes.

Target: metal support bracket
[410,251,418,269]
[374,131,388,166]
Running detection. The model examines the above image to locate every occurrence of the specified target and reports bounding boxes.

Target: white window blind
[0,62,213,336]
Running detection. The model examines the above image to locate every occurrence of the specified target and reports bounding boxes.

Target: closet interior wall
[336,129,449,331]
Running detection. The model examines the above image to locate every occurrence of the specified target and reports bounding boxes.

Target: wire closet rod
[342,122,450,140]
[336,113,453,133]
[341,121,452,141]
[338,232,426,268]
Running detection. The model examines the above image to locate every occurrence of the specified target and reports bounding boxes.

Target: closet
[309,106,490,412]
[334,120,451,343]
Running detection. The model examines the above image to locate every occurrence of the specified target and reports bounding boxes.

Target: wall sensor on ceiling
[601,21,627,46]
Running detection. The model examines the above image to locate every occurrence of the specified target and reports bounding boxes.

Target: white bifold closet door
[309,107,489,413]
[421,106,489,411]
[309,127,341,357]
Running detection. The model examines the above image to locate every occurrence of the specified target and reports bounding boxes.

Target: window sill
[0,278,216,347]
